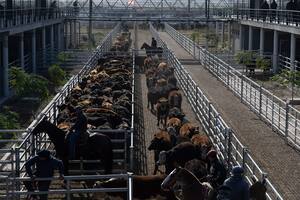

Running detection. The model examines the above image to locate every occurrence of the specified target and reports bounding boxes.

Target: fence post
[66,179,71,200]
[240,76,244,103]
[242,147,248,169]
[259,86,262,118]
[226,128,232,167]
[226,64,230,87]
[285,101,290,142]
[208,102,212,130]
[128,172,133,200]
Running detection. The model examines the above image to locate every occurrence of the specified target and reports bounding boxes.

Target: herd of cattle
[144,56,213,176]
[56,32,133,132]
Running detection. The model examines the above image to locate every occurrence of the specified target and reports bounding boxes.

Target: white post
[215,21,218,35]
[20,33,24,69]
[228,22,231,50]
[260,28,264,56]
[290,33,296,71]
[32,30,36,73]
[70,21,73,48]
[73,20,77,48]
[221,22,225,47]
[248,26,253,50]
[2,35,9,97]
[272,30,278,72]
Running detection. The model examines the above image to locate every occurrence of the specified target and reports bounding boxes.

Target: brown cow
[143,56,154,72]
[148,130,173,175]
[166,117,181,145]
[179,123,199,138]
[94,175,176,200]
[191,134,212,160]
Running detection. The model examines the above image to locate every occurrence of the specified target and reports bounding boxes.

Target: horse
[31,118,113,180]
[161,167,214,200]
[141,42,163,58]
[250,177,267,200]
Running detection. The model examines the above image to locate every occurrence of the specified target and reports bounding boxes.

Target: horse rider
[222,166,250,200]
[205,149,227,188]
[151,37,157,48]
[24,149,64,200]
[68,107,88,159]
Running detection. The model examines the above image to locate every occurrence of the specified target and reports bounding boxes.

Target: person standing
[270,0,278,22]
[24,149,64,200]
[223,166,250,200]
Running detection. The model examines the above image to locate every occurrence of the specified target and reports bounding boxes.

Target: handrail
[151,23,283,200]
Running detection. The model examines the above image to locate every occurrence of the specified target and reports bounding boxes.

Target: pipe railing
[1,173,133,200]
[0,7,75,29]
[165,22,300,151]
[150,23,283,200]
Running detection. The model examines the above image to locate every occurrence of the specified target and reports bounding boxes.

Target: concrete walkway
[159,31,300,200]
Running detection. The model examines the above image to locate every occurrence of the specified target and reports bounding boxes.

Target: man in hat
[205,149,227,188]
[223,166,250,200]
[151,37,157,48]
[24,149,64,200]
[68,106,88,159]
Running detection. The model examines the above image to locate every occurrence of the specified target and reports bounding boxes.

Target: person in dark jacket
[260,0,270,21]
[24,149,64,200]
[68,107,88,159]
[151,37,157,48]
[270,0,278,21]
[223,166,250,200]
[205,149,227,188]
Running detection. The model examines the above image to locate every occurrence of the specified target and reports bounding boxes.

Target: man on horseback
[223,166,250,200]
[68,107,88,159]
[151,37,157,48]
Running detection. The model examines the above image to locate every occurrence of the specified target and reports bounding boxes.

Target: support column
[57,24,61,51]
[239,24,243,50]
[32,30,36,73]
[73,20,77,48]
[70,21,73,48]
[215,21,218,35]
[272,30,278,72]
[290,33,296,71]
[50,25,54,63]
[42,26,46,67]
[248,26,253,50]
[19,33,24,69]
[221,22,225,47]
[260,28,264,56]
[228,22,231,50]
[2,35,9,97]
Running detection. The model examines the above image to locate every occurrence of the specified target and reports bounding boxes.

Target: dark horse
[32,118,113,177]
[141,42,163,58]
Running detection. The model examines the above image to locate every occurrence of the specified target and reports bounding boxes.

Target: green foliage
[256,56,271,71]
[271,69,300,86]
[57,52,70,63]
[48,64,66,86]
[206,33,219,47]
[9,67,49,100]
[0,106,20,139]
[190,32,200,42]
[235,51,257,66]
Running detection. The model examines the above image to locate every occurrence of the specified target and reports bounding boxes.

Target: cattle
[191,134,212,160]
[168,90,182,110]
[94,175,176,200]
[156,98,169,127]
[179,123,199,138]
[148,130,173,175]
[158,142,203,173]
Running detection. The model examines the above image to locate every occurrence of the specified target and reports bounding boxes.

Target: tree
[9,67,49,100]
[0,106,20,139]
[48,64,66,87]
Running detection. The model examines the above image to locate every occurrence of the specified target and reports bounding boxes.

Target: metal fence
[165,22,300,151]
[1,174,133,200]
[150,23,283,200]
[279,54,300,71]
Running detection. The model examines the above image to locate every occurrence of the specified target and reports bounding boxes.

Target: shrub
[271,69,300,87]
[48,64,66,87]
[9,67,49,100]
[256,56,271,71]
[0,106,20,139]
[57,52,70,63]
[235,51,257,66]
